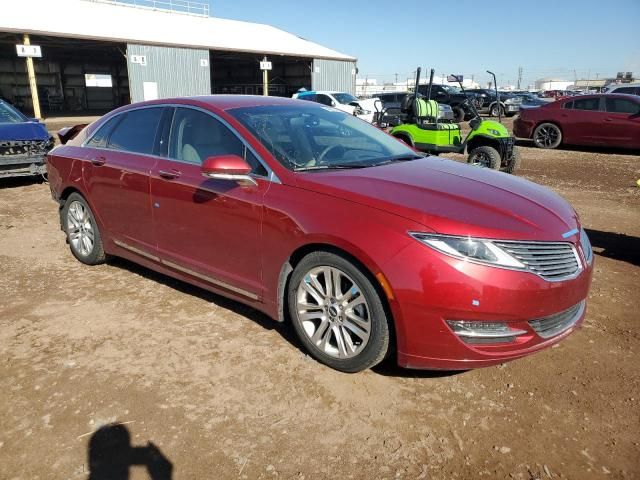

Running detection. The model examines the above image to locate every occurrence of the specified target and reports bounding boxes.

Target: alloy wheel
[67,200,95,256]
[534,125,560,148]
[295,266,371,359]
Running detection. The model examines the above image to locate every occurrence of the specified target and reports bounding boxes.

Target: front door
[150,107,270,299]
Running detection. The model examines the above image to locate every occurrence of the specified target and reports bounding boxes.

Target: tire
[394,134,413,147]
[533,122,562,149]
[501,146,521,174]
[468,146,501,170]
[62,192,106,265]
[490,104,504,117]
[452,106,465,123]
[287,251,390,373]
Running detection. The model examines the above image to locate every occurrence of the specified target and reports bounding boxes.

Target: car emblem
[562,228,579,239]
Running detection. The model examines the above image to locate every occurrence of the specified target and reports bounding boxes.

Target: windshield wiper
[294,163,370,172]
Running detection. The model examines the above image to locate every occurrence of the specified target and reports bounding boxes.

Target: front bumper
[505,104,521,114]
[383,240,593,370]
[0,154,48,177]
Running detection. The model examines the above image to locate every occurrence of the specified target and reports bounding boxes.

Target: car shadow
[515,138,640,156]
[0,176,46,189]
[107,257,302,351]
[585,229,640,267]
[87,423,172,480]
[107,257,472,379]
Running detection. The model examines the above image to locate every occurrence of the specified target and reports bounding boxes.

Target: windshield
[440,85,461,93]
[229,104,419,171]
[0,102,27,124]
[332,93,358,105]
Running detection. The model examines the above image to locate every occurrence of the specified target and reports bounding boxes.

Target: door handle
[158,169,181,180]
[91,156,106,166]
[604,118,613,122]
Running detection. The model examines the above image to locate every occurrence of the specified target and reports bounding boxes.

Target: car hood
[293,157,580,241]
[0,121,50,141]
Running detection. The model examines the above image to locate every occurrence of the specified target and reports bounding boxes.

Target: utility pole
[262,56,269,96]
[23,34,41,119]
[517,66,523,90]
[394,73,398,84]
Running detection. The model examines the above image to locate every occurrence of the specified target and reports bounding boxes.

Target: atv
[376,68,520,174]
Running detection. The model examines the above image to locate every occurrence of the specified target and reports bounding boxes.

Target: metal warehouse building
[0,0,357,116]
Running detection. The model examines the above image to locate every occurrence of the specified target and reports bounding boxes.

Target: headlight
[487,128,502,136]
[580,227,593,264]
[409,233,525,269]
[504,97,522,104]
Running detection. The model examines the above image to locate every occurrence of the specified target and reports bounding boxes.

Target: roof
[0,0,356,61]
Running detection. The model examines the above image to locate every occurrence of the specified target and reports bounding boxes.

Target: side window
[86,115,121,148]
[169,107,267,176]
[614,87,634,95]
[107,108,163,154]
[572,98,601,111]
[298,94,317,102]
[316,94,334,106]
[605,98,640,114]
[563,101,573,109]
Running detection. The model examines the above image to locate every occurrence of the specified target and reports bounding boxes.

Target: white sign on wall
[143,82,158,101]
[16,44,42,58]
[260,61,272,71]
[130,55,147,66]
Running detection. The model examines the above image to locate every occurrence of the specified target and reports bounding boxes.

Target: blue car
[0,100,53,178]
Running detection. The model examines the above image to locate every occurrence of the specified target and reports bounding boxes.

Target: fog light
[446,320,527,344]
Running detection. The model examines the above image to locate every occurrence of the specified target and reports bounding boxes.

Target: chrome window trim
[82,103,280,184]
[408,232,584,283]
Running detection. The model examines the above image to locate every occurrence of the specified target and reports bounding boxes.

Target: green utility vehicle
[378,68,519,173]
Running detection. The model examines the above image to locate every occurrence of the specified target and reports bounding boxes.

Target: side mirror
[201,155,257,186]
[331,100,337,107]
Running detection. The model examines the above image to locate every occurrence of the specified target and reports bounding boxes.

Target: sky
[209,0,640,88]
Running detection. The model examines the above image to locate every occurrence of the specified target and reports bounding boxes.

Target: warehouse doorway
[0,33,129,116]
[210,51,312,97]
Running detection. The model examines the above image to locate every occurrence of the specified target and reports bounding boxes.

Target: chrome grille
[494,240,581,281]
[528,301,585,339]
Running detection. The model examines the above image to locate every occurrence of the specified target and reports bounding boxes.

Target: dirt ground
[1,117,639,480]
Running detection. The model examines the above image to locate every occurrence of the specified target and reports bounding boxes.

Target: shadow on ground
[586,229,640,267]
[0,176,45,189]
[88,424,172,480]
[515,138,640,156]
[108,257,460,379]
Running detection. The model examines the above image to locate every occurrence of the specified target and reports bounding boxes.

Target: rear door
[83,106,164,253]
[602,97,640,147]
[561,97,605,145]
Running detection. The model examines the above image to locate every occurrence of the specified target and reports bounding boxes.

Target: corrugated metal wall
[311,59,356,94]
[127,44,210,102]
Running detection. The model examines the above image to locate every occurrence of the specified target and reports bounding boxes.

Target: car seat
[179,116,241,163]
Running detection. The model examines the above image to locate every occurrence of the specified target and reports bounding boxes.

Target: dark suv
[466,89,521,117]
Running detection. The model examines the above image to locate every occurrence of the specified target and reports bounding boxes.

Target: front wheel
[62,193,106,265]
[452,107,465,123]
[468,146,501,170]
[533,123,562,149]
[490,104,504,117]
[501,147,521,174]
[288,251,390,373]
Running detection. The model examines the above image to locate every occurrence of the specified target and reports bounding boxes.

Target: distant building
[534,78,574,91]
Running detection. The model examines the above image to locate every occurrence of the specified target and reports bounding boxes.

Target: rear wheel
[288,251,390,373]
[501,147,521,174]
[468,146,501,170]
[62,193,106,265]
[533,123,562,149]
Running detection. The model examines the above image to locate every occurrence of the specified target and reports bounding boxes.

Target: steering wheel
[316,144,345,165]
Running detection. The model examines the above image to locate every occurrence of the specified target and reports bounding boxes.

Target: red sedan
[47,96,593,372]
[514,94,640,149]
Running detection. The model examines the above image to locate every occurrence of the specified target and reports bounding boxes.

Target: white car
[601,83,640,96]
[293,91,380,123]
